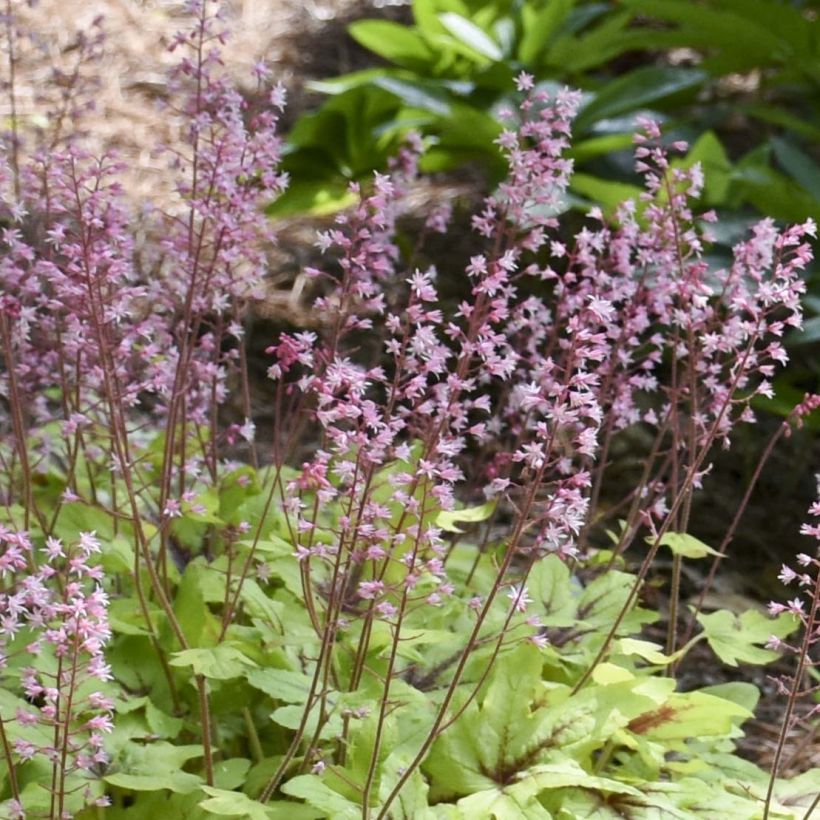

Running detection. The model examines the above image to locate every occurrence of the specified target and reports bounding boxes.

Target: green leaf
[174,561,222,648]
[435,499,495,533]
[616,638,676,665]
[109,597,155,635]
[281,775,361,819]
[528,554,576,627]
[246,667,313,704]
[577,570,655,633]
[745,103,820,144]
[771,136,820,199]
[424,648,537,798]
[518,0,573,66]
[697,609,797,667]
[627,690,751,741]
[219,466,261,524]
[789,315,820,348]
[676,131,732,205]
[513,760,643,800]
[53,501,116,543]
[106,743,204,794]
[265,803,324,820]
[620,0,796,73]
[348,20,435,70]
[267,178,335,216]
[145,702,184,739]
[732,158,820,224]
[307,68,392,96]
[456,786,553,819]
[213,759,252,791]
[371,76,451,116]
[574,66,706,133]
[699,682,760,715]
[170,646,257,680]
[569,172,643,216]
[547,10,642,73]
[271,705,343,741]
[199,786,271,819]
[438,12,502,61]
[657,532,721,560]
[570,132,634,164]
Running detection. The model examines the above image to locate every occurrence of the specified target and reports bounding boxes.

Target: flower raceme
[0,528,112,817]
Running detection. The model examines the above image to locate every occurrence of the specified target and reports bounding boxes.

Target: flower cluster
[0,528,112,817]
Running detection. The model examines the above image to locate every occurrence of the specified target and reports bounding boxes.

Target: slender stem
[375,472,547,819]
[4,0,20,200]
[0,313,36,532]
[679,422,786,650]
[666,554,682,654]
[574,331,761,695]
[360,487,432,817]
[56,630,83,819]
[801,790,820,820]
[197,674,215,786]
[0,714,20,807]
[243,707,263,763]
[763,569,820,818]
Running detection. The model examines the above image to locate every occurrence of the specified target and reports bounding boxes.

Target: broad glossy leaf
[372,75,452,115]
[518,0,573,66]
[675,131,732,205]
[348,20,435,70]
[771,136,820,198]
[438,12,502,61]
[547,12,647,73]
[620,0,792,72]
[569,173,643,216]
[574,66,706,133]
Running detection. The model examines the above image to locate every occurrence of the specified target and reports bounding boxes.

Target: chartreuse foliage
[2,440,815,819]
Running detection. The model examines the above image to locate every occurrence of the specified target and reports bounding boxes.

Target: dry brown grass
[2,0,385,202]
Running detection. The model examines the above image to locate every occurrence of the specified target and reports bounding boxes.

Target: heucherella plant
[0,1,819,818]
